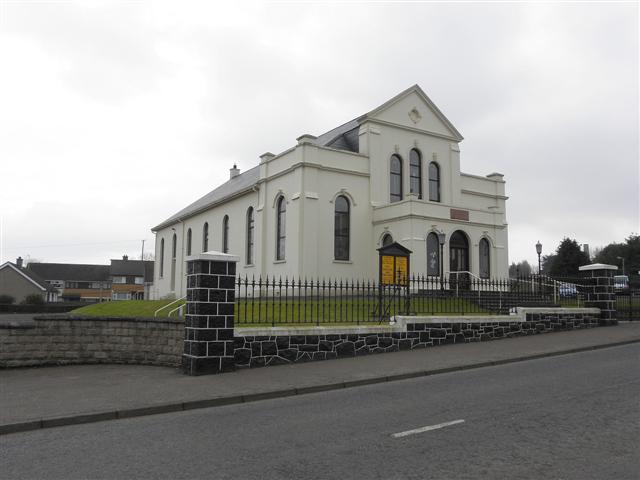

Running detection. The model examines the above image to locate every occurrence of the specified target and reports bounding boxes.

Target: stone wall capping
[236,325,405,337]
[186,251,240,263]
[578,263,617,271]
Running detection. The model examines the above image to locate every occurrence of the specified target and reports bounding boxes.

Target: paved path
[1,323,639,433]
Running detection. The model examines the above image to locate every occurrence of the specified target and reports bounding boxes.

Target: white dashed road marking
[391,419,465,438]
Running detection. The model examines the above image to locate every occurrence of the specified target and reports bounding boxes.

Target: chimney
[16,257,23,268]
[230,164,240,179]
[123,255,128,261]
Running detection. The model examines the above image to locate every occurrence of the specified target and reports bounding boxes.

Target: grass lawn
[69,297,487,323]
[71,299,185,318]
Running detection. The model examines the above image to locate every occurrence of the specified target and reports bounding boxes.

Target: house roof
[152,165,260,231]
[152,85,462,231]
[110,259,154,281]
[27,262,111,282]
[0,262,55,292]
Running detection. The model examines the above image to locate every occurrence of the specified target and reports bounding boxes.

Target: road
[2,344,639,479]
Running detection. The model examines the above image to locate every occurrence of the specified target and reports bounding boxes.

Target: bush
[0,294,15,304]
[23,294,45,305]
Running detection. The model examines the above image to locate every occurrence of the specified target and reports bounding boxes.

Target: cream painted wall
[152,88,509,299]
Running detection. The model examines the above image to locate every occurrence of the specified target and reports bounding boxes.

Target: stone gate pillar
[578,263,617,326]
[183,252,238,375]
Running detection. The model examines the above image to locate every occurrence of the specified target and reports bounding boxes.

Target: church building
[151,85,508,299]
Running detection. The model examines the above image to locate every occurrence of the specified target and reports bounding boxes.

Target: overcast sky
[0,1,637,271]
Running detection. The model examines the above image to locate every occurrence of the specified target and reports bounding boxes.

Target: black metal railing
[234,274,596,326]
[616,289,640,321]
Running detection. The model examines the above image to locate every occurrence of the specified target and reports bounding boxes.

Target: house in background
[27,262,111,302]
[151,85,509,300]
[109,255,154,300]
[0,257,58,303]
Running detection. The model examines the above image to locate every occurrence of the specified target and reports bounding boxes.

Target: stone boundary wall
[0,308,601,369]
[0,315,183,368]
[233,309,601,368]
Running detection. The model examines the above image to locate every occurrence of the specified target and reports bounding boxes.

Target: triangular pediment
[363,85,463,141]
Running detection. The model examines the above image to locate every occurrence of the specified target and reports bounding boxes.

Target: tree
[593,233,639,279]
[547,238,590,276]
[509,260,533,277]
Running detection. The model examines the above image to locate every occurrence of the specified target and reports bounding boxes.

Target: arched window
[479,238,490,279]
[186,228,192,256]
[382,233,393,247]
[276,196,286,260]
[334,195,350,261]
[159,238,164,278]
[171,234,177,291]
[426,232,440,276]
[409,149,422,199]
[390,155,403,202]
[202,222,209,252]
[428,162,440,202]
[222,215,229,254]
[246,207,254,265]
[449,230,469,272]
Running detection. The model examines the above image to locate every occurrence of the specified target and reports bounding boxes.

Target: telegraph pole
[141,239,145,260]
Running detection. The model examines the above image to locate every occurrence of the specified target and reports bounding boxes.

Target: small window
[382,233,393,247]
[409,149,422,199]
[186,228,192,256]
[202,222,209,252]
[428,162,440,202]
[334,195,350,260]
[246,207,254,265]
[479,238,490,279]
[276,197,286,261]
[222,215,229,254]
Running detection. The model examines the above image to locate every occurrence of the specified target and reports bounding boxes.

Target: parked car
[614,275,629,291]
[558,282,577,297]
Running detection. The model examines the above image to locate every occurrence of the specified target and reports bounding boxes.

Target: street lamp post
[536,241,542,275]
[617,256,625,276]
[536,241,543,295]
[438,232,446,291]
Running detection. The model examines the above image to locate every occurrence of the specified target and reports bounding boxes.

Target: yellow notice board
[381,255,395,284]
[381,255,409,285]
[396,256,408,284]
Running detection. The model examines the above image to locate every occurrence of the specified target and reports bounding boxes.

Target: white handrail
[154,296,186,317]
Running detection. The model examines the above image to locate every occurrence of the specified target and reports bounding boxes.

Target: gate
[616,289,640,321]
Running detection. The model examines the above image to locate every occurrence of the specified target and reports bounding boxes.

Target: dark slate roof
[1,262,54,291]
[152,165,260,231]
[314,118,361,152]
[110,259,154,280]
[27,263,110,282]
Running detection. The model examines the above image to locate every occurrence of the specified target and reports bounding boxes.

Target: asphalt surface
[2,344,638,480]
[2,323,640,432]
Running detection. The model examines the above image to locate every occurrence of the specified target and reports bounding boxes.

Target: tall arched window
[429,162,440,202]
[171,234,177,291]
[186,228,192,256]
[390,155,403,203]
[159,238,165,278]
[479,238,490,279]
[246,207,254,265]
[409,149,422,199]
[222,215,229,254]
[382,233,393,247]
[276,196,286,260]
[202,222,209,252]
[426,232,440,276]
[334,195,350,261]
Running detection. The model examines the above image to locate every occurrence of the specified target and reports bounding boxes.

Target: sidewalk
[2,323,639,434]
